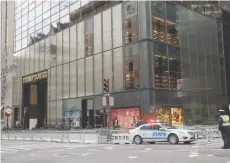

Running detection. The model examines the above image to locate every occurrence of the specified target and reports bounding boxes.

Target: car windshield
[161,123,177,129]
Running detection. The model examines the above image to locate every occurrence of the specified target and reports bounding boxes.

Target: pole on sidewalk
[106,93,110,141]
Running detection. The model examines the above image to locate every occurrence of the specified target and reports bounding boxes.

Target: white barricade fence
[110,129,131,144]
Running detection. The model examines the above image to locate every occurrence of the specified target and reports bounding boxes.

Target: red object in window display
[110,108,140,128]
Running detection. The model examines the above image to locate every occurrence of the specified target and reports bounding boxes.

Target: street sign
[102,96,114,107]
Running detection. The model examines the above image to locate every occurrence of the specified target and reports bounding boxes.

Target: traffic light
[104,79,109,93]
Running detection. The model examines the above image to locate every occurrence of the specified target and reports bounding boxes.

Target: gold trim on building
[22,71,48,84]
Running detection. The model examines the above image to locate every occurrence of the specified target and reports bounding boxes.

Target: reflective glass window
[70,1,80,13]
[50,35,57,67]
[70,61,77,98]
[94,13,102,54]
[57,31,63,65]
[85,57,93,96]
[29,45,35,73]
[39,40,45,70]
[70,25,77,61]
[34,42,40,72]
[51,67,57,101]
[63,28,70,63]
[103,9,112,51]
[77,22,84,59]
[94,53,102,94]
[57,65,63,100]
[29,10,35,21]
[63,63,70,99]
[113,48,123,91]
[36,4,42,17]
[43,1,51,13]
[112,4,122,48]
[85,18,93,57]
[154,42,168,89]
[78,59,85,97]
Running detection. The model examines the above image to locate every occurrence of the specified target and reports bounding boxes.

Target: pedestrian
[218,108,230,149]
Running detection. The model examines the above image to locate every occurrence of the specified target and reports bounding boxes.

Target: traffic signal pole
[103,79,111,141]
[106,92,110,141]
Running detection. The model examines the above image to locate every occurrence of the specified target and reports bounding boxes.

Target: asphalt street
[1,139,230,163]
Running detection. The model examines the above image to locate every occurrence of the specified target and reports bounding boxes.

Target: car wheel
[183,141,191,144]
[134,135,143,145]
[168,134,179,144]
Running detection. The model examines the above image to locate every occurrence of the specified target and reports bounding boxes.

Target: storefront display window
[156,107,184,126]
[124,54,140,90]
[110,108,140,128]
[154,42,169,89]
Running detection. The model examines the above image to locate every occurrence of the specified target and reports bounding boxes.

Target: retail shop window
[124,55,139,90]
[123,1,138,44]
[154,42,169,89]
[156,107,184,126]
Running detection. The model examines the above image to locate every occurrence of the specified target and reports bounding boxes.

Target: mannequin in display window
[125,62,139,89]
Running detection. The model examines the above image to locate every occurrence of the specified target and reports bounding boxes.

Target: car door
[139,125,155,142]
[151,124,168,141]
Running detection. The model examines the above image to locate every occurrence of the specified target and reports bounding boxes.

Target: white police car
[129,122,196,144]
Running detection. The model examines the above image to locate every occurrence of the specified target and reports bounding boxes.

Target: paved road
[1,139,230,163]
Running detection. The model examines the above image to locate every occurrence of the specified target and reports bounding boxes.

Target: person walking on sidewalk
[218,108,230,149]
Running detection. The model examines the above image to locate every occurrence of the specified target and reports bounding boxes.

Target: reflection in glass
[70,61,77,98]
[112,4,122,48]
[94,13,102,54]
[152,17,166,42]
[77,22,84,59]
[113,48,123,91]
[94,53,102,94]
[34,42,40,72]
[154,42,168,89]
[70,25,77,61]
[103,9,112,51]
[85,57,93,95]
[63,63,70,99]
[85,19,93,57]
[78,59,85,97]
[51,67,56,101]
[124,55,139,90]
[63,29,70,63]
[123,16,138,44]
[39,40,45,71]
[57,32,63,65]
[57,65,63,100]
[50,35,57,67]
[29,45,34,73]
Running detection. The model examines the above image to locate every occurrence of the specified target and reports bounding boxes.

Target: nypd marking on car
[129,122,196,145]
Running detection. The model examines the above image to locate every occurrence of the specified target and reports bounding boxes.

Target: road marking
[140,150,149,153]
[104,146,114,150]
[128,156,138,159]
[207,154,213,157]
[144,148,152,151]
[54,149,64,152]
[188,150,198,158]
[80,153,93,156]
[226,161,230,163]
[88,149,97,151]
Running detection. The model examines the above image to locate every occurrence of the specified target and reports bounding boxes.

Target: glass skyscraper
[12,1,229,129]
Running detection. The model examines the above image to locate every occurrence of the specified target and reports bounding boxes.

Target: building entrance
[22,71,47,129]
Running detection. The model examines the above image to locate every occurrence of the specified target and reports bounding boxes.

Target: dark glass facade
[12,1,228,128]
